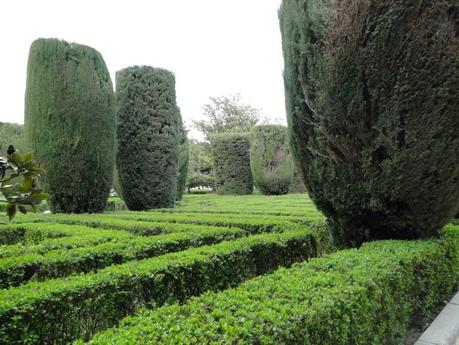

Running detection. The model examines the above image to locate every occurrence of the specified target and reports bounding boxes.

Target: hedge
[0,226,245,288]
[116,66,180,210]
[0,228,329,344]
[24,38,116,213]
[250,125,293,195]
[87,234,457,344]
[279,0,459,247]
[211,133,253,195]
[176,110,189,201]
[110,211,324,233]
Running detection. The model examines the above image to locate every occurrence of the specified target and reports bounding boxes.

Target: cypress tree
[176,110,189,201]
[0,123,24,156]
[280,0,459,247]
[211,133,253,195]
[24,38,116,213]
[116,66,180,210]
[250,125,293,195]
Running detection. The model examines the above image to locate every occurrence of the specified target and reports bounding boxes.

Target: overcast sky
[0,0,285,139]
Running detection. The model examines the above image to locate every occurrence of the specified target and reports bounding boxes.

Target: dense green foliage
[0,229,326,344]
[87,233,457,344]
[116,66,180,210]
[0,123,24,155]
[279,0,459,246]
[250,125,293,195]
[176,111,189,200]
[24,38,116,213]
[193,94,261,140]
[211,133,253,195]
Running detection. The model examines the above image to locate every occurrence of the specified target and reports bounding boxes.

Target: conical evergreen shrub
[211,133,253,195]
[116,66,180,210]
[24,38,116,213]
[250,125,293,195]
[280,0,459,246]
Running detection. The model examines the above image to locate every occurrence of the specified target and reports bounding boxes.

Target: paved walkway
[415,291,459,345]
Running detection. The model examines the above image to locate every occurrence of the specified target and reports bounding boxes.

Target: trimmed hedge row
[110,211,324,233]
[87,234,458,344]
[0,228,329,344]
[250,125,293,195]
[0,224,133,259]
[211,133,253,195]
[0,226,246,287]
[116,66,180,210]
[25,215,248,237]
[24,38,116,213]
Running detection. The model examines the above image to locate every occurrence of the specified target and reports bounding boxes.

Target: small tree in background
[24,38,116,214]
[186,140,215,191]
[116,66,180,210]
[0,123,25,156]
[279,0,459,247]
[211,133,253,195]
[176,111,189,201]
[193,94,262,140]
[250,125,293,195]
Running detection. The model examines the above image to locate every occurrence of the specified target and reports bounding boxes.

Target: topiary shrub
[24,38,116,213]
[176,110,189,201]
[211,133,253,195]
[280,0,459,247]
[116,66,180,210]
[250,125,293,195]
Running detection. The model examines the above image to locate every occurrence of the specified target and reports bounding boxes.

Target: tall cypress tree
[24,38,116,213]
[280,0,459,246]
[116,66,180,210]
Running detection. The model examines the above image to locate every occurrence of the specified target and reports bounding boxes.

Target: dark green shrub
[116,66,180,210]
[211,133,253,195]
[24,38,116,213]
[279,0,459,247]
[176,110,189,201]
[250,125,293,195]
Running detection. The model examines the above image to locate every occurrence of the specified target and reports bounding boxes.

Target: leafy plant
[0,146,48,220]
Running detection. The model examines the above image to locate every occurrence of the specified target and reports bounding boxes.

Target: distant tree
[193,94,262,140]
[186,139,214,190]
[0,123,25,155]
[176,111,189,201]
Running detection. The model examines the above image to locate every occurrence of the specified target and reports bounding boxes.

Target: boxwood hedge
[0,228,328,344]
[211,133,253,195]
[87,231,458,344]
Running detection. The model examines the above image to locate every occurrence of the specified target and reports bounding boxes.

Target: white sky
[0,0,286,139]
